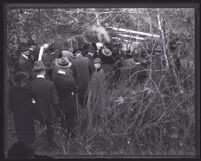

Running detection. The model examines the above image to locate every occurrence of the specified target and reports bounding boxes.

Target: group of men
[8,40,123,150]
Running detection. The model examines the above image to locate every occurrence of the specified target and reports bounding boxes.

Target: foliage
[7,8,195,156]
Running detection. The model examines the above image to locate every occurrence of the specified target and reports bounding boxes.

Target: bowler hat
[20,43,30,52]
[55,57,72,69]
[33,61,46,71]
[27,40,37,46]
[12,72,29,87]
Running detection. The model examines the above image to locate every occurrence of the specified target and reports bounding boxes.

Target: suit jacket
[29,77,59,124]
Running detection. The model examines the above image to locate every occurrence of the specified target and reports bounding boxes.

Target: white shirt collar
[22,54,29,59]
[36,75,45,78]
[57,70,66,75]
[76,53,82,57]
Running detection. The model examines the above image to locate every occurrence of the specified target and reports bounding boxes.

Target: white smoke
[90,24,111,43]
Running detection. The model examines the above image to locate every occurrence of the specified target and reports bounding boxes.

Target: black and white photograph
[3,4,199,158]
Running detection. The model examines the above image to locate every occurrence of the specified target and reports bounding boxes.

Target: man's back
[72,55,93,86]
[29,78,58,123]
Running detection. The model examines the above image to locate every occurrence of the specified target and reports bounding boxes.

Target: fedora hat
[12,72,29,87]
[55,57,72,69]
[33,61,46,71]
[101,47,112,56]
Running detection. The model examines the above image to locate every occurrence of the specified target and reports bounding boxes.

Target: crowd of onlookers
[7,39,133,157]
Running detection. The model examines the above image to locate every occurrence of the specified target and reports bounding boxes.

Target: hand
[43,43,49,49]
[114,96,125,105]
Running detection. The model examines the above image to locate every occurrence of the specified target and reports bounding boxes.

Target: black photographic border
[0,0,200,160]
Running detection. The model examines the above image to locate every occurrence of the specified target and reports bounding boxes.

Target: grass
[7,58,195,156]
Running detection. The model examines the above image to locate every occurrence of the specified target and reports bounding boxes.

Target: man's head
[12,72,29,87]
[55,57,72,69]
[93,58,102,70]
[101,46,112,56]
[28,40,37,50]
[20,43,31,56]
[44,43,56,55]
[33,61,46,75]
[62,50,73,58]
[73,49,83,57]
[96,42,103,50]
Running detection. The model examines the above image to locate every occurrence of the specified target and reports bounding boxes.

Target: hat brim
[102,49,112,56]
[55,59,72,69]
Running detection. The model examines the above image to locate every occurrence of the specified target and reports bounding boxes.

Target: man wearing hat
[27,40,39,63]
[61,50,74,61]
[16,43,34,77]
[95,44,115,89]
[42,43,60,80]
[52,57,78,136]
[72,49,94,108]
[29,61,59,148]
[42,43,59,67]
[51,52,76,80]
[9,72,35,146]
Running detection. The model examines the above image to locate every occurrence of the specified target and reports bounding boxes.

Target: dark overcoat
[53,69,78,133]
[72,55,94,106]
[29,77,59,125]
[42,51,59,68]
[42,51,60,80]
[17,55,33,76]
[9,84,35,145]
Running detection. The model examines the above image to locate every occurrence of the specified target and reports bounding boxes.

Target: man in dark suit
[9,72,35,146]
[27,40,39,63]
[29,61,59,148]
[72,49,94,107]
[42,43,60,80]
[16,43,34,78]
[53,57,78,137]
